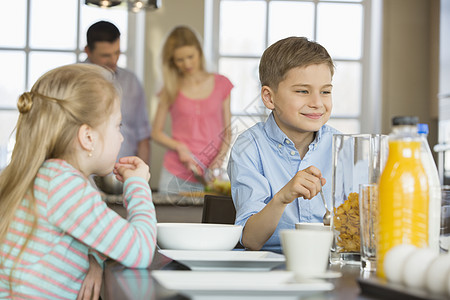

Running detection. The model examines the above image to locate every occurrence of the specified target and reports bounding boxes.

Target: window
[205,0,382,144]
[0,0,137,169]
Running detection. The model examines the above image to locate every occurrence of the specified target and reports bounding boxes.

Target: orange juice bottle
[376,116,429,278]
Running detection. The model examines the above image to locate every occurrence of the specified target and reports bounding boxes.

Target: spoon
[320,188,331,226]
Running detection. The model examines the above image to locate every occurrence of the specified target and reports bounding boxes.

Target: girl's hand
[113,156,150,183]
[77,255,102,300]
[276,165,326,205]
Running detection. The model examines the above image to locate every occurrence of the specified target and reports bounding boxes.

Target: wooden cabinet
[155,205,203,223]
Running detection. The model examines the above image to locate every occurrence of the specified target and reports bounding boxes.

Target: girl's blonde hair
[0,63,118,288]
[161,25,206,104]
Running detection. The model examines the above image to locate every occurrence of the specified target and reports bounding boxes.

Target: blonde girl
[152,25,234,194]
[0,64,156,299]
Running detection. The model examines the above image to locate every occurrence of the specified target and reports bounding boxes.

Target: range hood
[85,0,160,12]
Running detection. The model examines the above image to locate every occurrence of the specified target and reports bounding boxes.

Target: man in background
[85,20,151,165]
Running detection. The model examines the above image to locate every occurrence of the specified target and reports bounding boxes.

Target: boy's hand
[277,166,325,205]
[77,255,102,300]
[113,156,150,183]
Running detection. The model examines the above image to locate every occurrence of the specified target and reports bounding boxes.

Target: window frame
[0,0,144,169]
[0,0,144,109]
[204,0,382,134]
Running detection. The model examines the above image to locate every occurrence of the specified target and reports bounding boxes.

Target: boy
[227,37,340,252]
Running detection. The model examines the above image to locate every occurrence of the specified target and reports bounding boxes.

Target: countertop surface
[100,251,386,300]
[101,191,205,206]
[102,251,448,300]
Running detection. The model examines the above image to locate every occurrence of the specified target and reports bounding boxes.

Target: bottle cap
[392,116,419,126]
[417,123,429,134]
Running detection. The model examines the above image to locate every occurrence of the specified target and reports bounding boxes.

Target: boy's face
[262,63,333,137]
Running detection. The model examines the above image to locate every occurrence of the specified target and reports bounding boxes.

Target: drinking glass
[440,185,450,252]
[330,134,388,265]
[359,183,378,271]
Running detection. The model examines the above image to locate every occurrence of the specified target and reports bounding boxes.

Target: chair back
[202,194,235,224]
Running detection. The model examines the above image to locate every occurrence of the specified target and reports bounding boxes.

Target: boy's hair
[0,64,118,291]
[259,37,335,91]
[160,25,206,104]
[87,20,121,50]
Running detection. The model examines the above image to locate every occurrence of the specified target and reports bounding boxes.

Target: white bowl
[295,222,330,231]
[157,223,243,251]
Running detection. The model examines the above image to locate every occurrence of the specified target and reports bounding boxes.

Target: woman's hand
[113,156,151,183]
[175,143,196,170]
[208,157,224,173]
[77,255,102,300]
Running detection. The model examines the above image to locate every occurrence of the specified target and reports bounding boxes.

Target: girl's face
[265,63,333,138]
[172,45,201,75]
[94,100,123,176]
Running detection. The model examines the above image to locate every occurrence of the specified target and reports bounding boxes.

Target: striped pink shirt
[0,159,157,299]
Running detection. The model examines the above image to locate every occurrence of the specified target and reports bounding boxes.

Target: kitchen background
[0,0,447,189]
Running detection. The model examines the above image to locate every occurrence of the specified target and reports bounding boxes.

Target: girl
[0,64,157,299]
[152,25,234,194]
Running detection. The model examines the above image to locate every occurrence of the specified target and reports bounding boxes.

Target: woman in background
[152,25,233,194]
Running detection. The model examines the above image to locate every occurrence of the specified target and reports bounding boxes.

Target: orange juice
[376,139,429,278]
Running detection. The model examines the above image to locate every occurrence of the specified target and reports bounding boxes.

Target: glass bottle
[417,123,441,253]
[376,116,429,278]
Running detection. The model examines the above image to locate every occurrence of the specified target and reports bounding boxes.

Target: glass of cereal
[330,134,388,265]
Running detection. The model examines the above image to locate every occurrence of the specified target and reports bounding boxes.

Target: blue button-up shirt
[114,66,151,159]
[227,113,341,252]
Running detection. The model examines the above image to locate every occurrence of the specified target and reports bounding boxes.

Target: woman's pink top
[164,74,233,182]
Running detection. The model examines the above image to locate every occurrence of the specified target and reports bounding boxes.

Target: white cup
[280,229,333,278]
[295,222,331,231]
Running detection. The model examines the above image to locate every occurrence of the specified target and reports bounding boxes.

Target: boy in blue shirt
[227,37,340,252]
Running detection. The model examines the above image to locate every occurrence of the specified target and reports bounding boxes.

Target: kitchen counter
[101,192,204,206]
[103,192,205,223]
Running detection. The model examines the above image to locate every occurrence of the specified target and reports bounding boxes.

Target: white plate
[152,270,334,300]
[296,270,342,279]
[159,249,285,271]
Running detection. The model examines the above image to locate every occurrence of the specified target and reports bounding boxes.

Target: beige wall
[381,0,439,143]
[144,0,441,189]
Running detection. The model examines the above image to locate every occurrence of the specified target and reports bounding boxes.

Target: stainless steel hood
[85,0,160,12]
